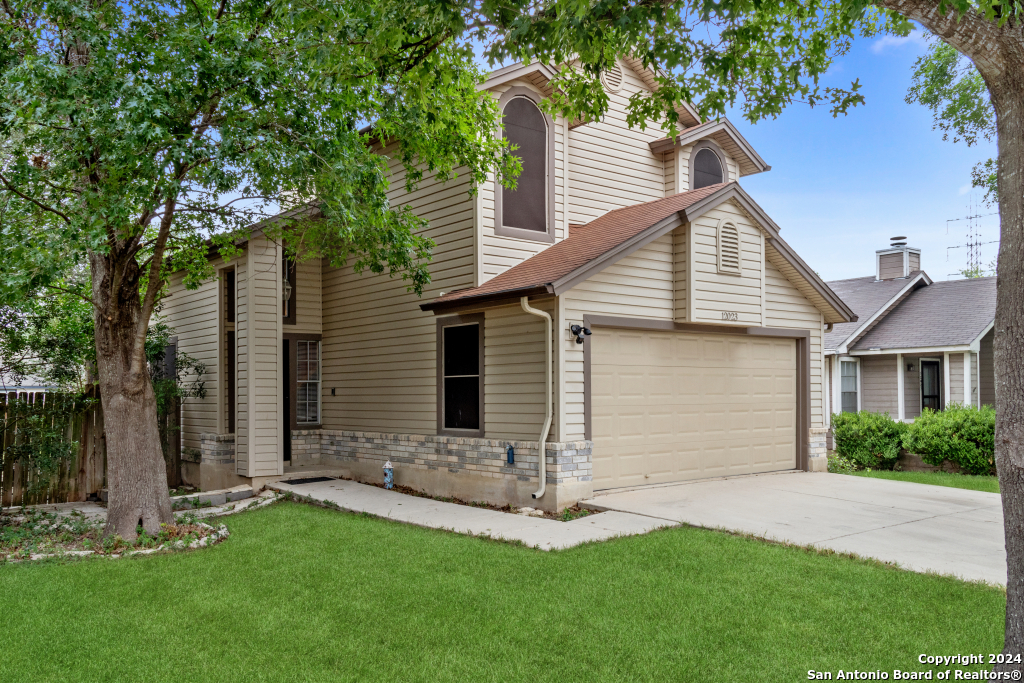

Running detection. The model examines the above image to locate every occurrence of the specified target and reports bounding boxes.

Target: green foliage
[827,452,859,473]
[902,404,996,476]
[0,282,94,391]
[831,411,907,469]
[906,41,998,206]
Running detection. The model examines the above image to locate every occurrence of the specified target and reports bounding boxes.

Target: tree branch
[0,171,71,223]
[131,196,175,379]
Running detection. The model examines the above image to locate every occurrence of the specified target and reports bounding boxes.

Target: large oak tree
[2,0,1022,657]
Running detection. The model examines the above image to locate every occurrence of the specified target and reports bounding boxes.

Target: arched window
[501,97,547,234]
[692,147,724,189]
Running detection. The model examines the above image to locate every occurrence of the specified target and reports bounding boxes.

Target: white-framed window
[295,340,320,425]
[840,357,860,413]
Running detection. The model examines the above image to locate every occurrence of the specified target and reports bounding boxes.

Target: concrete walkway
[582,471,1006,585]
[269,478,671,550]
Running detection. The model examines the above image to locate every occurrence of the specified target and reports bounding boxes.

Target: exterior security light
[570,324,592,344]
[282,277,293,303]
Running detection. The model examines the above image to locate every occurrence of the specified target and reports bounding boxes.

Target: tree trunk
[993,75,1024,664]
[91,250,172,541]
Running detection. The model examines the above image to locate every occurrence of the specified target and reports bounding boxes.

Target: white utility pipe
[521,296,552,500]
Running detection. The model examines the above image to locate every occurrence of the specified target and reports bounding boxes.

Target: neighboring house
[163,60,855,510]
[824,239,996,422]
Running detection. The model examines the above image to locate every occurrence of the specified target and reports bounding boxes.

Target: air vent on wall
[601,63,623,93]
[718,223,741,275]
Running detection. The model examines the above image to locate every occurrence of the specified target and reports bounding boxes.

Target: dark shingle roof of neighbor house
[851,276,996,351]
[823,274,924,351]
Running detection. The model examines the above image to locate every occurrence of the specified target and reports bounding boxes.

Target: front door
[282,339,291,462]
[921,359,941,412]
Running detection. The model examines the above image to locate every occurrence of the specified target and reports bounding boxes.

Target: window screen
[296,340,320,424]
[840,360,858,413]
[501,98,547,232]
[443,324,480,430]
[693,148,724,189]
[922,360,941,412]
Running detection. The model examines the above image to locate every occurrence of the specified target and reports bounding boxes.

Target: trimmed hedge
[831,411,906,470]
[902,404,996,475]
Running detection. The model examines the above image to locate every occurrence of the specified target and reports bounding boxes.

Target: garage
[590,327,798,490]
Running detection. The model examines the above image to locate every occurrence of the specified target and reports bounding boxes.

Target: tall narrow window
[840,360,859,413]
[437,315,484,436]
[921,360,942,412]
[224,269,236,433]
[692,148,724,189]
[282,256,296,325]
[501,97,547,233]
[295,340,320,425]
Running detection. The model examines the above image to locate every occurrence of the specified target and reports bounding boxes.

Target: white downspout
[521,296,552,500]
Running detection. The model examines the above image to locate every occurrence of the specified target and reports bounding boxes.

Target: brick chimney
[876,236,921,280]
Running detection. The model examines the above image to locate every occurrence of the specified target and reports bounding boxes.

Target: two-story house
[162,59,856,510]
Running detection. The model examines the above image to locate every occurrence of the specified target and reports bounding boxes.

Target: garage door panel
[592,328,797,489]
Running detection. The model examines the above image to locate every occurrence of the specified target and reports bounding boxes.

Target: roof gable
[824,272,930,353]
[422,182,855,324]
[648,118,770,177]
[850,277,996,351]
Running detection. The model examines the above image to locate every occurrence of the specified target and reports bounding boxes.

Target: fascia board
[970,320,995,352]
[850,345,971,356]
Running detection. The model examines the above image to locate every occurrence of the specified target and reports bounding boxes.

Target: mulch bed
[0,507,228,563]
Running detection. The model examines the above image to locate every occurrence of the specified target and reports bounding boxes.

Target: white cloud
[959,182,973,195]
[870,31,930,54]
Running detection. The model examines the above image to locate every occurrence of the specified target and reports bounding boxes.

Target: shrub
[827,452,858,474]
[831,411,906,470]
[902,404,996,475]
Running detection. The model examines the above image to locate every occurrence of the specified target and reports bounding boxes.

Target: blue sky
[722,32,999,282]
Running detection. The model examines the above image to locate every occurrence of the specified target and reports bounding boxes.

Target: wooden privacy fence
[0,389,106,508]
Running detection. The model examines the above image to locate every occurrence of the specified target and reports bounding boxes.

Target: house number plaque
[721,311,739,321]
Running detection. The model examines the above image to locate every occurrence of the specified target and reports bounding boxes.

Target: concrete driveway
[582,472,1006,585]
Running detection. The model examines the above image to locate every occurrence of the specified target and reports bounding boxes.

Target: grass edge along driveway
[0,501,1006,682]
[849,469,1000,493]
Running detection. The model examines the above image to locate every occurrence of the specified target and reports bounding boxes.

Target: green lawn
[849,469,1001,493]
[0,501,1005,682]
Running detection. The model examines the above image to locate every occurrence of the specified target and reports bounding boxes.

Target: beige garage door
[592,328,797,489]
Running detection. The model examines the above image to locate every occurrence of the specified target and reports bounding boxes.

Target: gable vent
[601,64,623,93]
[718,223,741,275]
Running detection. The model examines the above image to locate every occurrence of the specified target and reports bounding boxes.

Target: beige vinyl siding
[980,329,995,406]
[292,257,322,334]
[664,148,676,196]
[562,235,679,440]
[860,355,898,415]
[234,255,249,473]
[566,63,667,225]
[321,160,476,435]
[764,260,825,428]
[161,259,228,450]
[236,236,281,477]
[479,80,566,285]
[909,252,921,272]
[688,204,763,326]
[948,353,964,406]
[673,226,687,321]
[484,301,555,441]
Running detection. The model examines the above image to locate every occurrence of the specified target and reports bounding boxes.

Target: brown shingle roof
[422,183,726,309]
